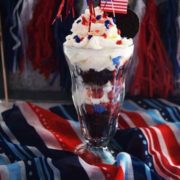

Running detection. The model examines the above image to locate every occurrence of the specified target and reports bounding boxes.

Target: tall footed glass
[64,44,134,164]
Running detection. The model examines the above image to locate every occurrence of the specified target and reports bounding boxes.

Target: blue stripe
[43,158,54,180]
[171,107,180,121]
[2,106,52,155]
[165,107,179,122]
[1,136,26,160]
[14,144,32,159]
[7,162,21,180]
[150,99,166,109]
[144,164,152,180]
[144,110,165,124]
[34,157,46,180]
[40,158,51,180]
[157,100,180,120]
[123,100,141,111]
[124,100,165,124]
[150,100,174,122]
[22,146,37,158]
[143,99,161,110]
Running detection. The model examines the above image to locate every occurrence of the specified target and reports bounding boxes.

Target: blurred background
[0,0,179,102]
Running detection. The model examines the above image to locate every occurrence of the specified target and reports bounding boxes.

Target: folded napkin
[0,99,179,180]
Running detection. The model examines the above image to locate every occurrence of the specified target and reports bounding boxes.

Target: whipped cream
[64,7,133,49]
[64,7,134,72]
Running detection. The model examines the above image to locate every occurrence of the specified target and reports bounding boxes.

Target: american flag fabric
[0,99,179,180]
[100,0,128,14]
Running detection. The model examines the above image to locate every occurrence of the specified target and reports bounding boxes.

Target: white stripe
[135,111,156,126]
[165,123,180,145]
[47,158,61,180]
[116,152,134,180]
[151,127,180,168]
[141,129,170,179]
[0,165,10,180]
[152,110,167,122]
[159,99,180,109]
[125,109,165,125]
[19,161,27,180]
[141,128,180,179]
[26,146,44,157]
[101,3,128,6]
[0,114,20,144]
[67,120,84,142]
[17,102,62,150]
[120,112,136,127]
[78,157,105,180]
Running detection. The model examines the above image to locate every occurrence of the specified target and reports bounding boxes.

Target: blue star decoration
[112,56,121,65]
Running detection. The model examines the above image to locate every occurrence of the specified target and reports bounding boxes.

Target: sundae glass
[64,7,134,164]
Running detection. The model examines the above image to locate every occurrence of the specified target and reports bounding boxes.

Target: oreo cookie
[108,9,139,38]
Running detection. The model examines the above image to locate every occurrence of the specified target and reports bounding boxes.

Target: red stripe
[149,127,180,176]
[143,128,173,179]
[153,124,180,166]
[142,128,180,179]
[118,115,131,128]
[102,9,127,14]
[102,6,127,10]
[101,4,127,8]
[115,166,124,180]
[28,103,105,165]
[122,110,148,127]
[28,103,82,151]
[98,164,119,180]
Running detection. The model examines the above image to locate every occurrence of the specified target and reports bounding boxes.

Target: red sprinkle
[102,33,107,38]
[118,29,121,35]
[85,105,93,113]
[95,30,100,33]
[108,91,114,100]
[103,13,107,18]
[91,18,96,23]
[116,40,122,45]
[82,16,88,25]
[92,88,104,98]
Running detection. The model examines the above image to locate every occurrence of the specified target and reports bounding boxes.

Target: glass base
[74,143,116,165]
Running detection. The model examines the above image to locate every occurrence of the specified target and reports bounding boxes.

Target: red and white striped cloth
[0,99,179,180]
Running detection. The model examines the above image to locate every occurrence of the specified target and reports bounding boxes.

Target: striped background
[0,98,179,179]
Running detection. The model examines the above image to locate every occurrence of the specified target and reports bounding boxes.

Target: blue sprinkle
[104,20,111,29]
[73,35,81,43]
[88,35,93,40]
[76,19,81,23]
[96,15,101,20]
[93,105,106,113]
[112,56,121,65]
